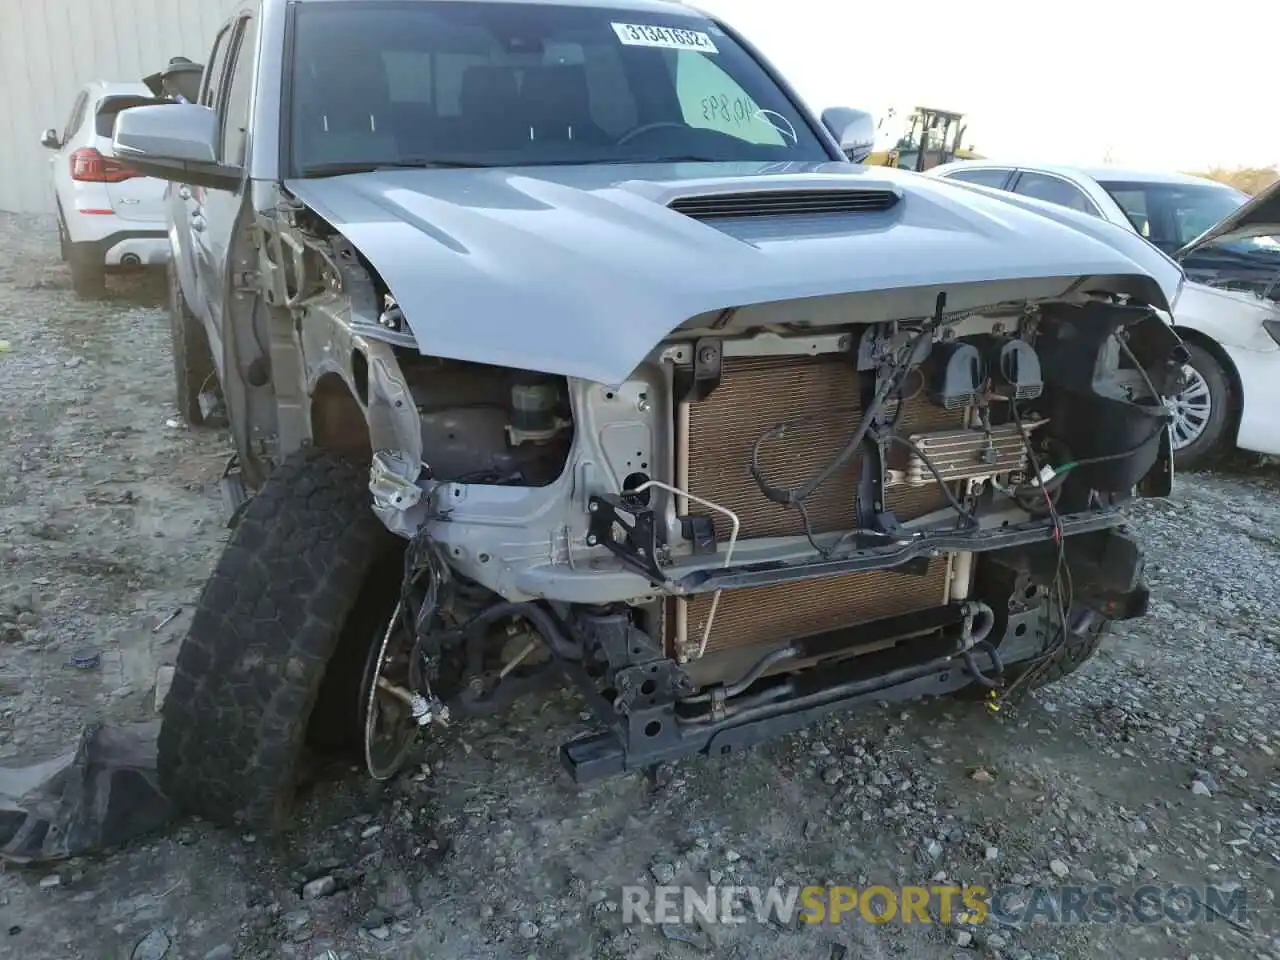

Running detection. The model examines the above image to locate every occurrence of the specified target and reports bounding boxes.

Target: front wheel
[1168,342,1233,471]
[157,450,398,831]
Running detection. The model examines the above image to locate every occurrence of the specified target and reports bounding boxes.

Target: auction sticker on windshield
[611,23,718,53]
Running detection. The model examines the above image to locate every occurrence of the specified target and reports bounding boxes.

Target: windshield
[287,1,832,176]
[1097,179,1249,256]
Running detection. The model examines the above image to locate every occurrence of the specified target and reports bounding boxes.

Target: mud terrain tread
[168,263,216,426]
[157,449,386,830]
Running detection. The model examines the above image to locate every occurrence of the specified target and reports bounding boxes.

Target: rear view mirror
[40,128,59,150]
[112,102,239,190]
[821,107,877,165]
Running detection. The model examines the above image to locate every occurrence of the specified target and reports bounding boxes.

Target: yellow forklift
[867,106,980,170]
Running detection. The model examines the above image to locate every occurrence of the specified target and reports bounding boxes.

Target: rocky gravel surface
[0,211,1277,959]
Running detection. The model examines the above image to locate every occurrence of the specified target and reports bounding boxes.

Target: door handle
[178,185,191,200]
[190,214,206,233]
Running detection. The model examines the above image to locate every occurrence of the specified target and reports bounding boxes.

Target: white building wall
[0,0,237,214]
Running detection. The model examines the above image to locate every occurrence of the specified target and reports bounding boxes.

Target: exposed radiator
[678,354,968,656]
[685,355,967,541]
[686,561,951,655]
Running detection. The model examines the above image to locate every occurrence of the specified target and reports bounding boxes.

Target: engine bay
[361,290,1185,781]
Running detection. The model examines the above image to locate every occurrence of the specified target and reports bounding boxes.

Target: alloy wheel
[1165,363,1212,450]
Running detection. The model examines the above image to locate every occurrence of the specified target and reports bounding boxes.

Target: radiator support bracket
[586,494,668,585]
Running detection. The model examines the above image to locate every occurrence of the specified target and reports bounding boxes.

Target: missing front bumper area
[562,657,977,783]
[555,524,1148,783]
[559,603,1003,783]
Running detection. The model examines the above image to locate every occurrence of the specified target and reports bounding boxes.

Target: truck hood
[284,160,1184,384]
[1176,176,1280,259]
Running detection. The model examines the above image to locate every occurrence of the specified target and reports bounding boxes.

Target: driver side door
[198,12,258,342]
[174,22,233,329]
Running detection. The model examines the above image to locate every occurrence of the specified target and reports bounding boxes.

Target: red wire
[1043,486,1059,543]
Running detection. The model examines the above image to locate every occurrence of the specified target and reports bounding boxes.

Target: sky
[697,0,1279,173]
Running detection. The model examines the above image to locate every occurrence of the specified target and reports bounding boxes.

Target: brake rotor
[359,600,421,781]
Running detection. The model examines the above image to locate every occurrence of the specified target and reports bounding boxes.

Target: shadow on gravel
[102,268,167,309]
[17,262,167,310]
[1179,450,1280,490]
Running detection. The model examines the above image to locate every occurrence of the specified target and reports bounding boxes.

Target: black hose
[962,641,1003,689]
[446,600,584,662]
[966,600,995,646]
[956,601,997,685]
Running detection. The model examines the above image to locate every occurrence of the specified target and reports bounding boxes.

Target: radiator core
[680,354,967,655]
[685,561,952,655]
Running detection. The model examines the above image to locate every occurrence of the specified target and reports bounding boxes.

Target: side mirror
[40,128,60,150]
[112,102,240,190]
[821,107,877,165]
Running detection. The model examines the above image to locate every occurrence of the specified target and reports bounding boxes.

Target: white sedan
[928,161,1280,469]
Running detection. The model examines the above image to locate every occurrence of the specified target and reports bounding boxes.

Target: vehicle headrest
[301,50,390,109]
[460,65,519,121]
[520,64,590,122]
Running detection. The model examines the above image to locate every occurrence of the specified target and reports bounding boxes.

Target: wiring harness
[746,314,983,556]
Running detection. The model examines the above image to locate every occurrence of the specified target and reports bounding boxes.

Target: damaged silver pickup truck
[114,0,1187,830]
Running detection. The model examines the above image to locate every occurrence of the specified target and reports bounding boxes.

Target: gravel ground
[0,211,1277,960]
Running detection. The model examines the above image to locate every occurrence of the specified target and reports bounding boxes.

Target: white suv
[41,80,171,297]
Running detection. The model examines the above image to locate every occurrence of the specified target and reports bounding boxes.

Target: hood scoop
[668,188,900,221]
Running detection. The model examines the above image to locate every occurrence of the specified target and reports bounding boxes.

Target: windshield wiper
[458,155,727,168]
[298,159,495,178]
[1189,247,1280,268]
[595,155,724,165]
[298,155,732,178]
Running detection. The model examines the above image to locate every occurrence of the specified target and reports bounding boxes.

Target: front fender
[1172,281,1278,350]
[1220,342,1280,456]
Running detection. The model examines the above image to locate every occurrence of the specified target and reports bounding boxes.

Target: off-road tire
[68,244,106,298]
[1171,342,1232,472]
[168,262,217,425]
[157,449,392,831]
